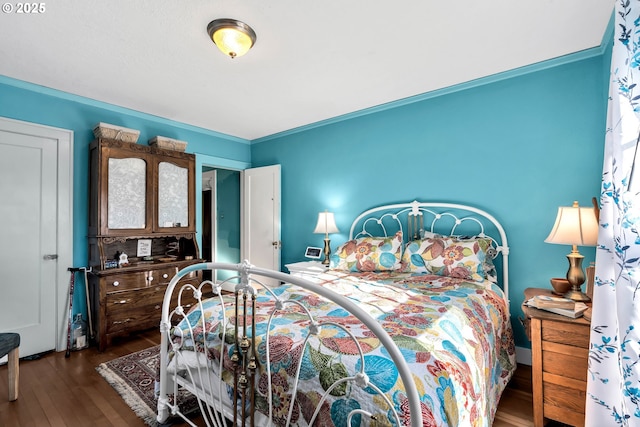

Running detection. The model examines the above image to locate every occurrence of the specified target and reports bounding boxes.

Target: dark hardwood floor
[0,330,541,426]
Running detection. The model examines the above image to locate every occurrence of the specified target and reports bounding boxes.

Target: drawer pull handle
[118,300,127,304]
[155,305,160,310]
[148,276,154,282]
[163,273,169,279]
[112,281,120,287]
[112,318,131,325]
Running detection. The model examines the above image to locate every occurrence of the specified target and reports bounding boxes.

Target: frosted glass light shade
[207,19,256,58]
[313,212,339,235]
[545,201,598,246]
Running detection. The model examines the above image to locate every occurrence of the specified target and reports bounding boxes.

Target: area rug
[96,345,197,426]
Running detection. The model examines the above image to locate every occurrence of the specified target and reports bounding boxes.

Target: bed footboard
[157,260,423,427]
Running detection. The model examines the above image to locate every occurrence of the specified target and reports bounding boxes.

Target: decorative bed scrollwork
[157,200,516,427]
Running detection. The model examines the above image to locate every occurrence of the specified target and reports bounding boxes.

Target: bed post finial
[409,201,424,240]
[240,259,253,272]
[410,200,420,216]
[239,259,252,285]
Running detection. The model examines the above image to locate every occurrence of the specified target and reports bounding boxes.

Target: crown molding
[0,74,249,145]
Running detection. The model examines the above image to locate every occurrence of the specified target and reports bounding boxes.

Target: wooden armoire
[87,138,202,351]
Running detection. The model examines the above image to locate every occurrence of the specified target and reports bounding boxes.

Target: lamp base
[563,250,590,302]
[564,288,591,302]
[321,237,331,266]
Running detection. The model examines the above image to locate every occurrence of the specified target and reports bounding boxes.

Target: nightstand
[285,261,329,280]
[522,287,591,427]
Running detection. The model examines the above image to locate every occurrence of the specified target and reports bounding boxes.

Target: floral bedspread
[173,270,516,427]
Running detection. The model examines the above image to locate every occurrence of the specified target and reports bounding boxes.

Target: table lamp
[544,201,599,301]
[313,211,339,265]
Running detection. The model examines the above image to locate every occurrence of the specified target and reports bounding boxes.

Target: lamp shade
[313,211,339,234]
[545,201,598,246]
[207,19,256,58]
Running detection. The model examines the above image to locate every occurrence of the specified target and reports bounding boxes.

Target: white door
[241,165,281,286]
[0,117,73,357]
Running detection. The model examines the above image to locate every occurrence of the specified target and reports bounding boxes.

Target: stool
[0,333,20,401]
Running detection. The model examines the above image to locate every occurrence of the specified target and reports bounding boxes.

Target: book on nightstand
[525,295,589,318]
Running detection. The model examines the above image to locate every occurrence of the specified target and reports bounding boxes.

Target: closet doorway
[198,158,281,289]
[202,168,241,284]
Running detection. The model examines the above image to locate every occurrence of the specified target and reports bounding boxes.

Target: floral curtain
[586,1,640,425]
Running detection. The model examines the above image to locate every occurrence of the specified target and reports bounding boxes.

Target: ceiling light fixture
[207,18,256,59]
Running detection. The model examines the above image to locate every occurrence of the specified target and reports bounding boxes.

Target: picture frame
[137,239,152,257]
[305,246,322,259]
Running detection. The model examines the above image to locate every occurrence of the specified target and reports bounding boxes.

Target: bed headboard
[348,200,510,302]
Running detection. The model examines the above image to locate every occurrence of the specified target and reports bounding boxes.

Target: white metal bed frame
[348,200,510,305]
[156,200,510,427]
[158,263,424,426]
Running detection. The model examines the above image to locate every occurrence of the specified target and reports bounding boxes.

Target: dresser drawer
[101,266,197,293]
[106,286,166,313]
[102,272,147,292]
[149,266,180,285]
[106,303,163,333]
[106,294,200,334]
[106,280,201,314]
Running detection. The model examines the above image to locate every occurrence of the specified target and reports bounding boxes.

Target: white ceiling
[0,1,614,141]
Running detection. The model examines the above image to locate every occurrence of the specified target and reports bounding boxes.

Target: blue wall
[0,40,610,349]
[251,53,608,348]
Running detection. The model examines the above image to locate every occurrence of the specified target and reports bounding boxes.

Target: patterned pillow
[401,232,497,282]
[330,231,403,272]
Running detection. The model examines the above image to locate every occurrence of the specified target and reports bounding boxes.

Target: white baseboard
[515,346,531,365]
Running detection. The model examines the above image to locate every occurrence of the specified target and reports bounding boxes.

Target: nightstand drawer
[543,384,586,427]
[541,343,589,380]
[544,380,587,405]
[541,320,590,348]
[543,373,587,427]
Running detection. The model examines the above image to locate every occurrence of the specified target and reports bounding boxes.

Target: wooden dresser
[522,287,591,427]
[88,138,202,351]
[90,260,201,351]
